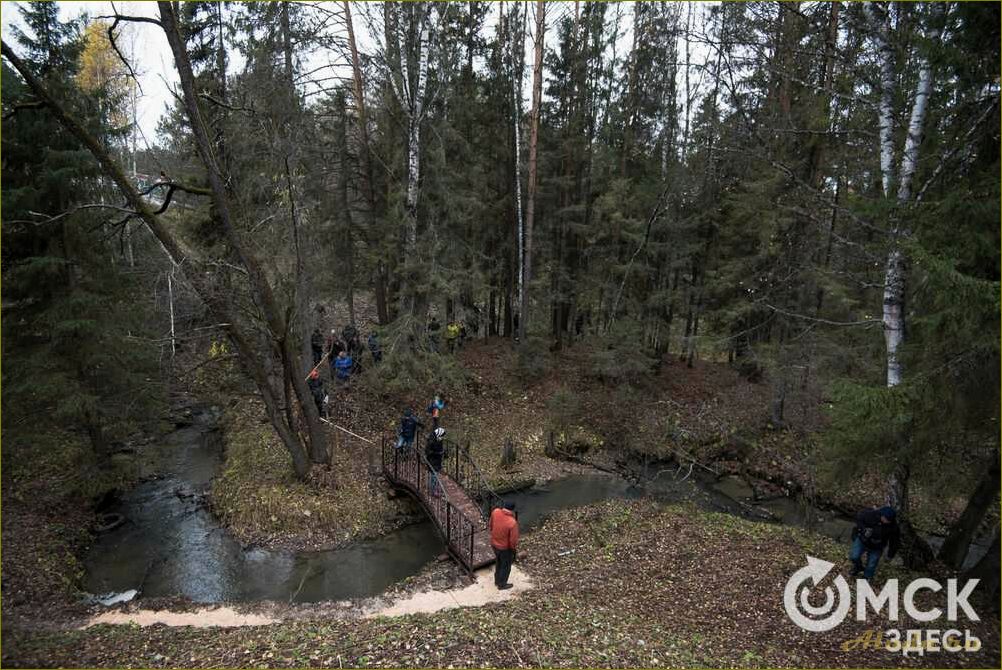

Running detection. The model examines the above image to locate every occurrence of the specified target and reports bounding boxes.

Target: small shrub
[361,316,468,398]
[514,335,554,382]
[587,320,657,384]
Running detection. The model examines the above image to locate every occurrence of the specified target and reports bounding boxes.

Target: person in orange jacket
[488,501,520,590]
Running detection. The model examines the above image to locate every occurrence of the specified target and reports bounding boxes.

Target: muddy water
[84,408,992,603]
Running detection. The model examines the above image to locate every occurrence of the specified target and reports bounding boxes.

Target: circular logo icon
[784,555,852,632]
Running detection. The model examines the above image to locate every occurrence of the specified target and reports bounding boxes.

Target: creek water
[83,407,991,604]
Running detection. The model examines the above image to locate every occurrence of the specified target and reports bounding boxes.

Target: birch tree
[384,2,433,315]
[865,1,946,560]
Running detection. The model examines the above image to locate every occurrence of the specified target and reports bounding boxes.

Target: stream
[84,405,992,604]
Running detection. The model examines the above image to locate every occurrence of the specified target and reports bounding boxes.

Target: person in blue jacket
[333,350,353,389]
[426,392,447,428]
[850,506,901,580]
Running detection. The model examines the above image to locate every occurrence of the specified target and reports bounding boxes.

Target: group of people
[426,316,469,354]
[394,393,450,496]
[306,323,384,420]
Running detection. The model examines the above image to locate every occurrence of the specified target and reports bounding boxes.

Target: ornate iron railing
[381,432,488,572]
[448,440,503,519]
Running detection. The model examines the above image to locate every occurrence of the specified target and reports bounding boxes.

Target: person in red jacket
[488,501,520,590]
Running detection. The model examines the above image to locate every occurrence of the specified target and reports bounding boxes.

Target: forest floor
[3,499,999,668]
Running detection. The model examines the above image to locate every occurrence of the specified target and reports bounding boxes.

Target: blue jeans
[850,537,882,579]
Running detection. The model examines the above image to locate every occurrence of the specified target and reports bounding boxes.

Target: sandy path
[365,565,533,618]
[81,567,532,628]
[84,606,277,628]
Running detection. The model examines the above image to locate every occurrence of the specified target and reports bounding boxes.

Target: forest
[1,1,999,668]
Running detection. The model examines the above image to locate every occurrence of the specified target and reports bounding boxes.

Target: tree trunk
[939,460,1001,570]
[343,0,375,210]
[964,531,1000,609]
[519,0,545,342]
[887,459,935,568]
[159,3,328,469]
[511,2,526,334]
[867,3,944,554]
[865,2,896,197]
[334,96,357,325]
[404,9,431,317]
[280,1,295,93]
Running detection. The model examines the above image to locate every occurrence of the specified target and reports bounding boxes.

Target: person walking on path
[327,330,344,376]
[395,408,423,454]
[426,392,447,429]
[425,427,446,497]
[445,321,461,353]
[427,316,441,353]
[850,506,900,580]
[307,369,327,419]
[489,501,520,590]
[310,328,324,365]
[334,350,353,390]
[368,331,383,365]
[343,323,361,367]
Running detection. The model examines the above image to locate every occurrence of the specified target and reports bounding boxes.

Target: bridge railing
[381,433,483,572]
[447,440,503,519]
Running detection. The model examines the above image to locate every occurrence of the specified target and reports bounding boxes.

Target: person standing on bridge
[310,327,324,365]
[426,392,446,429]
[489,501,519,590]
[396,408,423,455]
[425,427,446,497]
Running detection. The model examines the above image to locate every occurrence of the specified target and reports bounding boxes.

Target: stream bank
[83,403,994,610]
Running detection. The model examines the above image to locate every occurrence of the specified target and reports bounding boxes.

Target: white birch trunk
[877,4,944,388]
[405,24,429,245]
[865,2,897,198]
[897,17,941,203]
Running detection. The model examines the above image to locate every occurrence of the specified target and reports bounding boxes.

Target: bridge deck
[381,443,496,572]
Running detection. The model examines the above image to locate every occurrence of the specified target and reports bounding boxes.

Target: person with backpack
[368,331,383,365]
[489,501,520,590]
[850,506,901,580]
[395,408,423,454]
[426,392,447,429]
[310,328,324,365]
[307,369,327,419]
[425,427,446,496]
